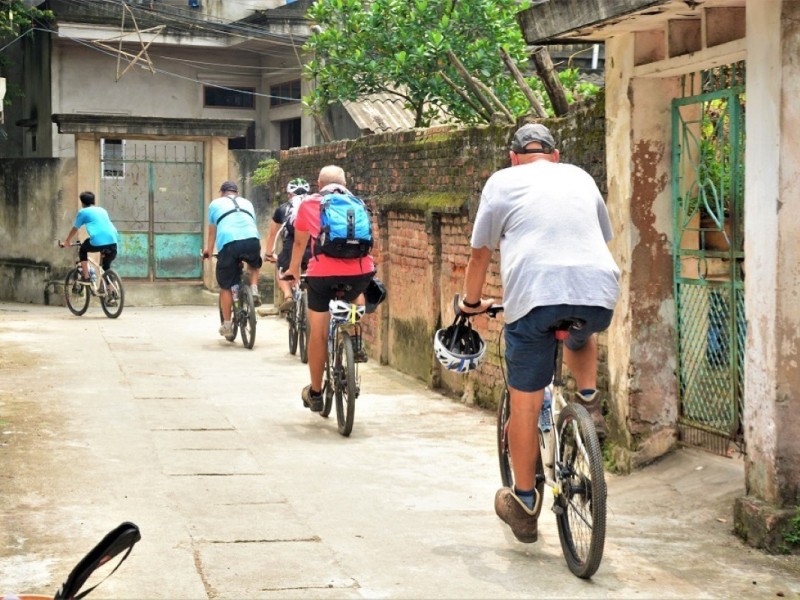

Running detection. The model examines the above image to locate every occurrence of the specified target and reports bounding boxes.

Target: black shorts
[80,240,117,270]
[216,238,263,290]
[276,245,311,273]
[306,273,375,313]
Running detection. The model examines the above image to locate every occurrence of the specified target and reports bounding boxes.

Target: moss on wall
[391,317,436,381]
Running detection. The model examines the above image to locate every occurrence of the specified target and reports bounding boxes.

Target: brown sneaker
[301,385,323,412]
[494,487,539,543]
[576,390,607,440]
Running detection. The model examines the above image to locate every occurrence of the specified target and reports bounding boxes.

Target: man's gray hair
[318,165,346,188]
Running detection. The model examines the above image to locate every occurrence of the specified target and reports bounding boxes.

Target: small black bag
[54,521,141,600]
[365,277,387,314]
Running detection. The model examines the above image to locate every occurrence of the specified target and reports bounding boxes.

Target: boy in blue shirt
[59,191,119,282]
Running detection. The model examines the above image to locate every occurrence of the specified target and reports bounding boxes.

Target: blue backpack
[315,191,373,259]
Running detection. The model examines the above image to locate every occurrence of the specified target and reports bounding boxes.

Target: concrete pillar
[202,136,230,290]
[74,135,99,205]
[605,34,683,471]
[734,0,800,551]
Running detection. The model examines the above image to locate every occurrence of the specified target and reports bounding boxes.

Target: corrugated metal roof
[343,92,448,134]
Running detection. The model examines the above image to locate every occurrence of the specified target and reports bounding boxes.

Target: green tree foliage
[0,1,52,45]
[526,67,601,117]
[304,0,533,127]
[1,1,53,104]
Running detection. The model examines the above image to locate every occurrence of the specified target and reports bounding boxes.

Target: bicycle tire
[288,302,298,355]
[554,402,607,579]
[497,389,545,498]
[298,291,309,364]
[239,285,256,349]
[320,370,333,418]
[100,270,125,319]
[64,268,90,316]
[218,297,238,343]
[334,331,357,437]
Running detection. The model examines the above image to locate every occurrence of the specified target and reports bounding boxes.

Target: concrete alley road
[0,303,798,599]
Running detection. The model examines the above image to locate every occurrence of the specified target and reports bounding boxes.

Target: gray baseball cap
[510,123,556,153]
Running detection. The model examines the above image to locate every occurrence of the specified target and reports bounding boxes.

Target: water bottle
[539,385,553,433]
[231,284,239,303]
[89,265,97,283]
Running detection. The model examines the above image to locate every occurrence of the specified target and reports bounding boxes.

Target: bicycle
[285,273,309,364]
[320,291,366,437]
[59,241,125,319]
[208,253,257,349]
[476,300,607,579]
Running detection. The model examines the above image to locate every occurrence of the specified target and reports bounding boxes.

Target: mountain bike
[286,274,309,363]
[319,293,366,437]
[208,253,257,349]
[477,301,607,579]
[59,241,124,319]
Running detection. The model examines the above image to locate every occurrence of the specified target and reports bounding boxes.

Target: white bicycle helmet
[328,299,365,323]
[287,178,310,195]
[433,314,486,373]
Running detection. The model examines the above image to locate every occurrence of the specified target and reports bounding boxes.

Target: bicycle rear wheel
[239,285,256,349]
[100,270,125,319]
[554,402,607,579]
[64,268,90,316]
[334,331,357,437]
[497,390,544,496]
[298,290,309,364]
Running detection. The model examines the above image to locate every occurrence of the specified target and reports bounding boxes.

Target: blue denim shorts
[504,304,614,392]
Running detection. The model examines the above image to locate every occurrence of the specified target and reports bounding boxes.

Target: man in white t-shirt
[459,123,620,545]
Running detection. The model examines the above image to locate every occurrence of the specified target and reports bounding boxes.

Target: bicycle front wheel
[288,297,298,355]
[497,390,544,497]
[320,367,333,418]
[554,402,607,579]
[64,269,90,316]
[100,270,125,318]
[298,291,309,364]
[239,285,256,349]
[334,331,357,437]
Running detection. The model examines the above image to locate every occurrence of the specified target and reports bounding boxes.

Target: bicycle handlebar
[453,293,503,318]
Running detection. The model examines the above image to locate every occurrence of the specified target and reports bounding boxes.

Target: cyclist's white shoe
[219,321,235,341]
[251,285,262,307]
[495,487,539,543]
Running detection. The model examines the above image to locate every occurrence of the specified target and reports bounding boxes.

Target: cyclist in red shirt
[283,165,375,412]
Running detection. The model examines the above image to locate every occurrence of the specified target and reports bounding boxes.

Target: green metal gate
[100,140,204,280]
[672,63,746,454]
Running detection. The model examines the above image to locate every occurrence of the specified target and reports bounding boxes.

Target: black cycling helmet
[433,314,486,373]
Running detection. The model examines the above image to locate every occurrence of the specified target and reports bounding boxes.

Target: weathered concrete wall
[733,0,800,551]
[275,97,609,412]
[0,159,76,303]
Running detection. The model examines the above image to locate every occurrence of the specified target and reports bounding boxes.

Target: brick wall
[269,95,607,409]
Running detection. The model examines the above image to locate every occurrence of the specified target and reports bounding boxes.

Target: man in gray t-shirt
[459,123,620,545]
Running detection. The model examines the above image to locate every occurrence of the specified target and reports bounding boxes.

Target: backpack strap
[215,196,255,225]
[55,522,141,600]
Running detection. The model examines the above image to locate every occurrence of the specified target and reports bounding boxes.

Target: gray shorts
[504,304,614,392]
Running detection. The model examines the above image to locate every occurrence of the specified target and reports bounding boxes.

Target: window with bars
[203,85,255,109]
[101,138,125,179]
[270,80,301,107]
